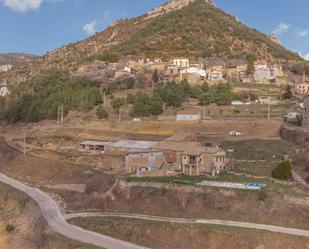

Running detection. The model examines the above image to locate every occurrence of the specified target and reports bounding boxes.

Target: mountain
[0,53,37,66]
[0,0,302,85]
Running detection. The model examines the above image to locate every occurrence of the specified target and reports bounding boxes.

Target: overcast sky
[1,0,309,59]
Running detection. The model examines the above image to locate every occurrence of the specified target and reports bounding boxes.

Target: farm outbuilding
[176,110,201,121]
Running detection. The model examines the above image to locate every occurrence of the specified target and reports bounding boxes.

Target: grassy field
[127,172,269,185]
[223,139,297,161]
[232,161,278,177]
[222,139,301,178]
[69,216,309,249]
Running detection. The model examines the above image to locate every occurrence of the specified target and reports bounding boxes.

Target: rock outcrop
[145,0,213,20]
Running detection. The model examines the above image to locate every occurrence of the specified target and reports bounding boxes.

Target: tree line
[2,69,102,123]
[2,69,241,123]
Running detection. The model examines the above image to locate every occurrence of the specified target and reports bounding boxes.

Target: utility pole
[203,100,206,120]
[118,107,121,123]
[268,103,271,120]
[23,132,26,156]
[57,106,59,126]
[103,92,106,106]
[57,105,64,126]
[60,105,64,126]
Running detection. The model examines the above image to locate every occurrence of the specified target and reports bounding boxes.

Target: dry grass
[69,216,309,249]
[0,183,100,249]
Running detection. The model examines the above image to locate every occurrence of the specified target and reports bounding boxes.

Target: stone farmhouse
[79,133,228,177]
[181,147,227,176]
[125,151,165,175]
[179,67,206,84]
[253,62,284,83]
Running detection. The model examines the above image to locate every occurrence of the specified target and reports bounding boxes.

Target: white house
[0,86,9,97]
[171,58,189,68]
[208,66,224,81]
[176,110,201,121]
[0,65,13,72]
[180,67,206,80]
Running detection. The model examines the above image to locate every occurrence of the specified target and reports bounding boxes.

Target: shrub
[282,85,293,100]
[130,92,163,117]
[126,94,136,104]
[258,190,268,202]
[6,224,15,233]
[111,98,125,113]
[272,161,292,180]
[125,77,135,89]
[96,106,108,120]
[249,93,258,101]
[96,51,120,63]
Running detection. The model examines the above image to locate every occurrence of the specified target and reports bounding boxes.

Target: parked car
[229,131,242,136]
[227,149,235,153]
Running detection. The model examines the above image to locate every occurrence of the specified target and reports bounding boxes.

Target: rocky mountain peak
[145,0,214,20]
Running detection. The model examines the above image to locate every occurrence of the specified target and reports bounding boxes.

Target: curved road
[0,173,149,249]
[2,172,309,249]
[65,212,309,238]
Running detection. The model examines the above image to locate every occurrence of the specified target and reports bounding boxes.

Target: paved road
[65,212,309,238]
[0,173,149,249]
[2,171,309,249]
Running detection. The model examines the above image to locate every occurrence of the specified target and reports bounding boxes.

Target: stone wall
[280,124,309,145]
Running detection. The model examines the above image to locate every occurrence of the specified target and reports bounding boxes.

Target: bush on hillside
[272,161,292,180]
[6,224,15,233]
[198,83,235,106]
[258,190,268,202]
[155,81,190,108]
[96,106,108,120]
[130,92,163,117]
[111,97,125,113]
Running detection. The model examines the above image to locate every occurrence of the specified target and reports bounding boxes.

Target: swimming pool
[245,183,266,190]
[199,181,266,190]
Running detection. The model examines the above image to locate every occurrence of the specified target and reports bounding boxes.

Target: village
[76,57,286,86]
[3,0,309,248]
[2,55,309,102]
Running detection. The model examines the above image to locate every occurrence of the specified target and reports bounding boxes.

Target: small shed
[106,140,157,154]
[125,151,165,175]
[80,141,111,153]
[176,110,201,121]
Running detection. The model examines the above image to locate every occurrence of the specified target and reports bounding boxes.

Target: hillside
[0,53,36,66]
[0,0,302,85]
